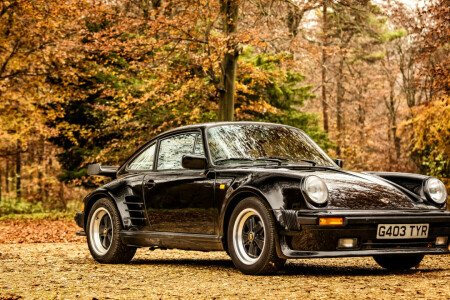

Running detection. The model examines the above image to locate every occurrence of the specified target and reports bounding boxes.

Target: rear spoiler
[87,163,119,179]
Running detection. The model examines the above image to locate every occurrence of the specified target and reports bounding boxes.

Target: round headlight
[303,176,329,206]
[424,178,448,206]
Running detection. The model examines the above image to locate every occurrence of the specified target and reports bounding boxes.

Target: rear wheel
[227,197,286,275]
[373,254,424,271]
[87,198,136,263]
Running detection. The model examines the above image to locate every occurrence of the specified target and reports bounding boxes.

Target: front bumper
[278,209,450,259]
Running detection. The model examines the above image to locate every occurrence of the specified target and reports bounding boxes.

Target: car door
[143,132,216,235]
[122,142,157,228]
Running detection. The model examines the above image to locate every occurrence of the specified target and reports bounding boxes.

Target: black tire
[86,198,136,263]
[373,254,424,271]
[227,197,286,275]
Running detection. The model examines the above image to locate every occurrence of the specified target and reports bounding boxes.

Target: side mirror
[182,154,207,170]
[87,163,118,178]
[333,159,343,168]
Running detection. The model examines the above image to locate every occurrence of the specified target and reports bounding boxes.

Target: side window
[157,133,197,170]
[194,134,205,155]
[128,144,156,170]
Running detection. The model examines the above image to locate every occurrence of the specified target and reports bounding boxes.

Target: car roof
[117,121,307,175]
[156,121,292,138]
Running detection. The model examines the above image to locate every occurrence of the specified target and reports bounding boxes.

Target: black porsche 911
[75,122,450,275]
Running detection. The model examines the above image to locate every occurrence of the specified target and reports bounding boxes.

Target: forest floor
[0,218,449,299]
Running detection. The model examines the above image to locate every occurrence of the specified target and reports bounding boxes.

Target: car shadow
[279,262,445,277]
[130,258,236,269]
[128,258,445,276]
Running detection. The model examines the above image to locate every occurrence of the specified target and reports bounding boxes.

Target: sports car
[75,122,450,275]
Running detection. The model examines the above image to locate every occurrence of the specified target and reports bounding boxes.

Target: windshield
[206,124,336,167]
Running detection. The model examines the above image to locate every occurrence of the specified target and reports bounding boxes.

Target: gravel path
[1,243,449,299]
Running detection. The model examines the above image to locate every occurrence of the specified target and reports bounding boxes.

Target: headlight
[302,175,329,206]
[424,178,448,206]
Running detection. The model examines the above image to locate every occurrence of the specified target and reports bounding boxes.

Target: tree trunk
[38,139,44,202]
[287,6,301,38]
[321,2,329,132]
[58,181,67,209]
[392,122,401,161]
[5,158,9,195]
[389,93,401,161]
[358,101,364,142]
[387,120,392,171]
[218,0,239,121]
[141,0,150,18]
[16,140,21,199]
[385,79,401,163]
[0,161,2,201]
[336,57,344,156]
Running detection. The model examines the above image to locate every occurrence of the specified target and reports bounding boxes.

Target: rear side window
[128,144,156,170]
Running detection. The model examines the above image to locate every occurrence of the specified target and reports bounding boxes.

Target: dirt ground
[1,219,449,299]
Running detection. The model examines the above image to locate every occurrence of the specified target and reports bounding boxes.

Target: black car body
[75,122,450,274]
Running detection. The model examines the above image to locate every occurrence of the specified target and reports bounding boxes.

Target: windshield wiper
[255,157,288,166]
[214,157,255,165]
[215,157,288,166]
[299,159,317,166]
[215,157,318,167]
[256,157,317,166]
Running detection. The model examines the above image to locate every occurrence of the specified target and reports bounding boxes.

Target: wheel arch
[83,191,121,229]
[220,189,278,252]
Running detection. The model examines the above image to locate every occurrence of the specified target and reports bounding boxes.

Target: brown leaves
[399,96,450,194]
[413,0,450,96]
[1,242,450,299]
[0,218,83,244]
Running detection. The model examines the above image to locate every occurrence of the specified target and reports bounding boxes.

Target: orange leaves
[399,96,450,180]
[2,0,331,194]
[406,97,450,152]
[413,0,450,96]
[0,0,86,149]
[235,100,278,119]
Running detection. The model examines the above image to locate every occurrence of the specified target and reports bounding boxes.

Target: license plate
[376,224,429,239]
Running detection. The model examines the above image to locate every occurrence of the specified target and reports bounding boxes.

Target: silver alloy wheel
[232,208,265,265]
[89,207,113,256]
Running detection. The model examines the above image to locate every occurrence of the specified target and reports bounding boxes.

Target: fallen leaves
[0,219,449,298]
[0,218,83,244]
[0,241,449,299]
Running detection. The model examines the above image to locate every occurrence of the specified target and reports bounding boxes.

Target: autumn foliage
[0,0,448,209]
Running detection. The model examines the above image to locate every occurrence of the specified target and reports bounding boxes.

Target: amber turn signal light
[319,217,343,225]
[81,202,85,212]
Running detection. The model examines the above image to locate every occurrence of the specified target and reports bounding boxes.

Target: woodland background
[0,0,448,213]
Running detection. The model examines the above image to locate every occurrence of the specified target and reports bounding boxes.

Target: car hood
[316,170,427,209]
[235,166,430,209]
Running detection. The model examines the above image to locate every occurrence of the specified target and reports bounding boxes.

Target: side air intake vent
[124,196,146,227]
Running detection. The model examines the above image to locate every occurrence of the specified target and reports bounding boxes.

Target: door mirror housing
[333,159,344,168]
[182,154,207,170]
[87,163,118,178]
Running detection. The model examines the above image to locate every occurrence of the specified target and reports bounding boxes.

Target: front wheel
[86,198,136,263]
[227,197,286,275]
[373,254,424,271]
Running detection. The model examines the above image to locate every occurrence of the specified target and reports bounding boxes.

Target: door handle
[144,179,156,188]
